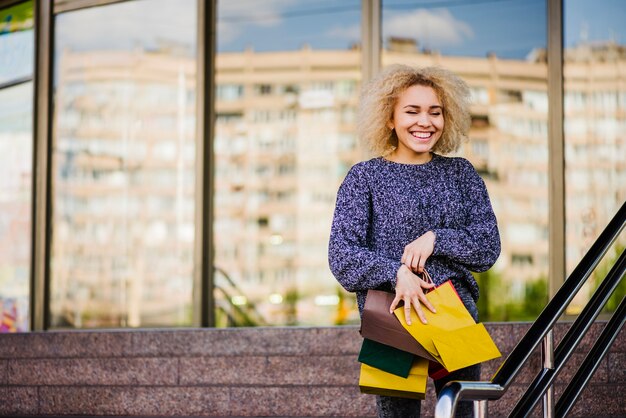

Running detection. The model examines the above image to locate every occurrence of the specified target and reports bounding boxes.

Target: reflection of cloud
[55,0,196,53]
[217,20,240,44]
[384,9,474,49]
[325,25,359,43]
[218,0,297,44]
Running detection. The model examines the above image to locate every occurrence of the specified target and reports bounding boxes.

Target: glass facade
[1,0,624,330]
[564,0,626,314]
[214,0,362,326]
[0,0,34,332]
[50,0,198,328]
[381,0,549,321]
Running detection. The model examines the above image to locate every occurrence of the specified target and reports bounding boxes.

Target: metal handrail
[435,201,626,418]
[555,296,626,417]
[510,250,626,416]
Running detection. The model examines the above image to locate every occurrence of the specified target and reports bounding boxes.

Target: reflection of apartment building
[0,79,33,332]
[384,46,551,296]
[52,48,197,328]
[0,129,31,332]
[52,40,625,327]
[216,41,625,320]
[563,42,626,271]
[215,45,553,321]
[398,42,625,289]
[214,47,362,325]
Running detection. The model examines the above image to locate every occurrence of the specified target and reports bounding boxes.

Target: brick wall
[0,323,624,417]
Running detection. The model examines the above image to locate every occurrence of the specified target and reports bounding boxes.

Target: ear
[387,120,394,130]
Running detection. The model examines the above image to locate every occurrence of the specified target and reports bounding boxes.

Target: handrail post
[542,329,555,417]
[474,400,487,418]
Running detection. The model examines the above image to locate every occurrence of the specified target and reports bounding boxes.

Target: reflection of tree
[284,287,298,326]
[593,242,625,313]
[522,278,549,320]
[475,270,493,321]
[334,286,349,326]
[475,240,624,321]
[474,271,548,322]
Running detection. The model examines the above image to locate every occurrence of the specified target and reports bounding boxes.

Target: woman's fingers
[391,294,435,324]
[391,294,419,326]
[419,292,436,314]
[404,253,414,271]
[403,298,412,325]
[411,255,420,272]
[389,294,401,313]
[403,249,426,273]
[392,264,436,326]
[411,295,428,324]
[420,277,436,289]
[417,257,426,273]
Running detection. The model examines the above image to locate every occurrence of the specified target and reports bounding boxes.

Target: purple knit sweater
[328,154,501,312]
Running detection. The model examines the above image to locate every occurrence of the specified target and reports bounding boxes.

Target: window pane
[382,0,549,321]
[215,0,362,326]
[50,0,197,328]
[564,0,626,314]
[0,1,34,333]
[0,1,33,84]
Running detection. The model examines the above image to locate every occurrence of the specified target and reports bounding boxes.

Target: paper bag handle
[421,269,433,285]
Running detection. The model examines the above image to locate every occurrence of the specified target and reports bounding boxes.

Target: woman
[328,65,501,418]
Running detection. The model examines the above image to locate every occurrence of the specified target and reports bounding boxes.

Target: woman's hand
[390,264,436,325]
[401,231,436,273]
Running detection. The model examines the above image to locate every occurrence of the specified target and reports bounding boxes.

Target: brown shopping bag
[359,357,429,399]
[360,289,437,362]
[393,280,501,372]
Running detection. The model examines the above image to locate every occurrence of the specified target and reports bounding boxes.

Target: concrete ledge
[0,323,623,417]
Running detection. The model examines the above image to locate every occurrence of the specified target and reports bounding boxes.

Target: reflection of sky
[217,0,361,52]
[217,0,625,57]
[218,0,548,58]
[383,0,546,58]
[55,0,196,54]
[54,0,197,86]
[565,0,626,47]
[49,0,626,59]
[0,30,33,84]
[0,82,32,132]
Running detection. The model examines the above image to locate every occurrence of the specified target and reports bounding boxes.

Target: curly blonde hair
[358,64,471,156]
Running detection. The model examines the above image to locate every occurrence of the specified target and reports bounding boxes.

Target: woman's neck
[385,151,433,165]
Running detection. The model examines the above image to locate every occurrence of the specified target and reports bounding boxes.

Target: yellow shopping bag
[393,281,501,371]
[430,323,501,371]
[359,357,429,399]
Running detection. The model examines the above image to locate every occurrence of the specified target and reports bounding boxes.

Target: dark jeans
[376,279,481,418]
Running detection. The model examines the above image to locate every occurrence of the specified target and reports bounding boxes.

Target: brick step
[1,323,623,417]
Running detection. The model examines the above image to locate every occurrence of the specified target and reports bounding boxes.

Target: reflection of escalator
[213,266,267,327]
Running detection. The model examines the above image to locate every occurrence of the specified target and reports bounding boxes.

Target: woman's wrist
[397,263,411,278]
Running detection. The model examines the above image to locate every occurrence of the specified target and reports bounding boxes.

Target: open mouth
[411,131,433,140]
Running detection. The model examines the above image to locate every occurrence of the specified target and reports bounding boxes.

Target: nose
[416,113,431,127]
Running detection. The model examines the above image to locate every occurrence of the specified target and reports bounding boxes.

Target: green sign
[0,1,34,35]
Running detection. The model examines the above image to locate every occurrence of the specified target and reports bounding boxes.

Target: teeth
[412,132,432,139]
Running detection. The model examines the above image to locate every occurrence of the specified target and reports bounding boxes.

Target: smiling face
[387,84,444,164]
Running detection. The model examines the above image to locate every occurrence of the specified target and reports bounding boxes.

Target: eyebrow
[403,105,443,110]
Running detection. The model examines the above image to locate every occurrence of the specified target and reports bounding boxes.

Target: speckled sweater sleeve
[431,158,500,272]
[328,165,402,292]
